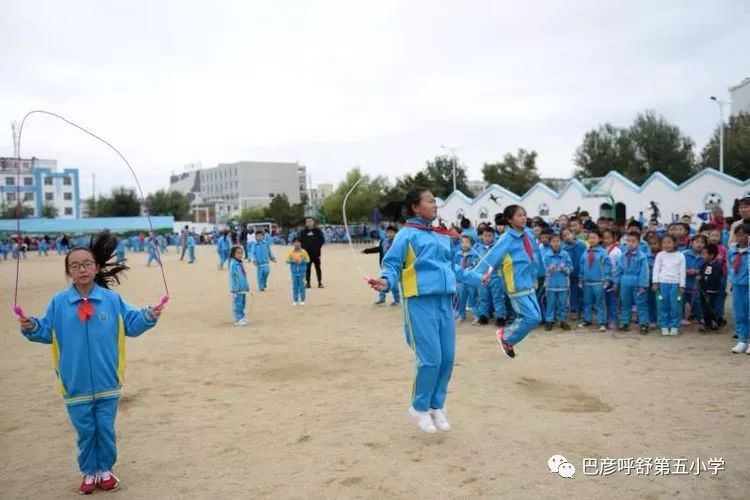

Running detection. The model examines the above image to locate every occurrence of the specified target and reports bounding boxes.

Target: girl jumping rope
[17,232,165,494]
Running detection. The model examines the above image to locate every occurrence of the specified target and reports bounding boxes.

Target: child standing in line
[146,237,161,267]
[708,228,729,320]
[683,235,706,326]
[729,224,750,353]
[287,237,310,306]
[363,226,400,306]
[562,228,586,318]
[18,232,163,494]
[646,233,661,327]
[652,234,686,336]
[698,243,725,331]
[474,227,506,327]
[454,234,479,322]
[187,232,196,263]
[543,233,572,330]
[229,245,250,326]
[38,238,49,256]
[115,236,126,265]
[615,231,651,334]
[216,230,231,270]
[579,229,612,332]
[603,229,622,330]
[247,230,277,292]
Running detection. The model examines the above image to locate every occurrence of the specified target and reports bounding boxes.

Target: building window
[7,192,15,202]
[64,192,72,201]
[44,177,53,185]
[45,192,54,201]
[63,176,72,186]
[24,177,33,186]
[5,177,14,186]
[24,192,33,201]
[64,207,73,215]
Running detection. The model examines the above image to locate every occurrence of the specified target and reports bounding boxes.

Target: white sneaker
[745,344,750,354]
[238,318,248,326]
[598,325,606,332]
[732,342,748,354]
[292,302,298,306]
[300,302,305,306]
[661,328,669,336]
[430,409,451,432]
[669,328,679,336]
[408,407,437,434]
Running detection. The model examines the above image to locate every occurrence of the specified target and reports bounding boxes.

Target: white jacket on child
[653,250,686,287]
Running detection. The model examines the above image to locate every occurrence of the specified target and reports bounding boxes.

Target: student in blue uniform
[562,228,586,318]
[729,224,750,353]
[247,230,277,292]
[362,226,400,305]
[698,243,725,331]
[615,231,651,334]
[683,235,706,326]
[187,233,196,263]
[457,204,544,359]
[216,230,231,270]
[146,237,161,267]
[37,237,49,256]
[287,237,310,306]
[474,227,507,327]
[372,188,456,434]
[645,233,661,327]
[578,228,612,331]
[453,234,479,322]
[543,233,572,330]
[17,232,163,494]
[229,245,250,326]
[115,236,127,264]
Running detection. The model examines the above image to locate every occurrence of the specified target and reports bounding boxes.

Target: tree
[323,168,389,223]
[0,203,33,219]
[87,187,141,217]
[41,204,58,218]
[700,111,750,180]
[573,111,698,184]
[239,206,267,221]
[424,155,470,198]
[482,148,541,195]
[266,194,294,228]
[146,189,191,220]
[382,171,432,204]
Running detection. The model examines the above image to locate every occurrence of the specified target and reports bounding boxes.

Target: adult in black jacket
[300,217,325,288]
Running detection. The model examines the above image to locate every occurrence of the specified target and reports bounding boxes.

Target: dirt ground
[1,245,748,499]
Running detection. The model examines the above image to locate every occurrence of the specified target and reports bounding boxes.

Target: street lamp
[709,96,729,174]
[440,145,457,193]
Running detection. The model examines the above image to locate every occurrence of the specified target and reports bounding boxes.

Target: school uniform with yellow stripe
[380,217,457,413]
[21,284,157,476]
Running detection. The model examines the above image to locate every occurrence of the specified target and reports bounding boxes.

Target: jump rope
[11,111,170,321]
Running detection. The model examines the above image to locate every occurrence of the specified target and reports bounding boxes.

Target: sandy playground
[1,245,749,499]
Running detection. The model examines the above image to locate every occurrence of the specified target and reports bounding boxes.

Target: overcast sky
[1,0,748,198]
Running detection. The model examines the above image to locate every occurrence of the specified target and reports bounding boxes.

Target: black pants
[306,255,322,286]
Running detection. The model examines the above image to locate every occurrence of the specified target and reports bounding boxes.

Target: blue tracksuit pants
[379,285,401,304]
[456,283,476,319]
[545,289,568,323]
[232,292,246,321]
[188,247,195,263]
[657,283,682,329]
[505,292,542,345]
[478,277,505,319]
[605,286,618,327]
[66,398,119,476]
[218,249,229,268]
[583,283,605,325]
[403,295,455,412]
[569,276,581,314]
[257,264,270,291]
[732,284,749,342]
[619,285,649,326]
[292,274,306,302]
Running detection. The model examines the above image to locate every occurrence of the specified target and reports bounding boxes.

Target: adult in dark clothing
[300,217,325,288]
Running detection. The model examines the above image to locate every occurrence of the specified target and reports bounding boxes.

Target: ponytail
[65,230,130,289]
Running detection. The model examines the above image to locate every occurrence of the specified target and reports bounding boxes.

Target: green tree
[424,155,470,198]
[239,206,267,221]
[0,203,33,219]
[146,189,191,220]
[573,124,636,179]
[41,203,58,218]
[482,148,541,195]
[87,187,141,217]
[323,168,389,223]
[266,194,293,227]
[700,111,750,180]
[382,171,432,204]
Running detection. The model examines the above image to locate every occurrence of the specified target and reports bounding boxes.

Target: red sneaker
[495,327,515,358]
[97,471,120,491]
[78,475,96,495]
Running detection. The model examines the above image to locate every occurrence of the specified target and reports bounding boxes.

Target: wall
[0,215,174,234]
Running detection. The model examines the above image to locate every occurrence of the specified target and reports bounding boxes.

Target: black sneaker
[306,283,311,289]
[318,283,324,289]
[618,324,629,332]
[496,327,515,358]
[544,322,554,331]
[560,321,571,331]
[477,316,489,325]
[640,325,649,335]
[495,317,507,327]
[578,321,592,328]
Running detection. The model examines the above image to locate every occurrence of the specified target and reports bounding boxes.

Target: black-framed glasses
[67,260,96,272]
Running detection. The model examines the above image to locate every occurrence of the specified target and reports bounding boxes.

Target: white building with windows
[0,158,81,218]
[437,168,749,227]
[729,77,750,116]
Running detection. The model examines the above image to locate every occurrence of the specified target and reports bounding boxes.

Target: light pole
[440,145,457,193]
[710,96,729,174]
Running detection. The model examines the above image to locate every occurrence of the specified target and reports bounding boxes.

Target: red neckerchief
[404,221,459,238]
[77,297,94,323]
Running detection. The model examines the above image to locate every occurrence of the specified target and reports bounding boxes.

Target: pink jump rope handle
[153,294,170,313]
[12,305,27,321]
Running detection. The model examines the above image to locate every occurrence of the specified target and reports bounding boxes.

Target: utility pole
[11,121,19,158]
